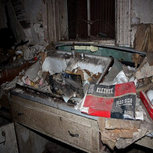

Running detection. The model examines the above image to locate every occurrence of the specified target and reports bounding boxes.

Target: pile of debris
[1,43,153,121]
[0,43,46,89]
[1,24,153,151]
[1,40,153,150]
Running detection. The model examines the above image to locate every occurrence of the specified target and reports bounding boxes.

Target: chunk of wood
[102,129,133,140]
[105,118,140,130]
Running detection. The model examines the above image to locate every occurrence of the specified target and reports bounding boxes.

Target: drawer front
[11,100,99,153]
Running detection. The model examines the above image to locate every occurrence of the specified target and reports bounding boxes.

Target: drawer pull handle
[18,113,24,116]
[68,130,79,137]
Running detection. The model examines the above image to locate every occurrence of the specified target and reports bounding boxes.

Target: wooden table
[10,87,153,152]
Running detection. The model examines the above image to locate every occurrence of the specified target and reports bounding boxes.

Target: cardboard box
[80,82,136,119]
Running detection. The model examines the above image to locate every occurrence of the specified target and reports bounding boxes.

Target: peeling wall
[131,0,153,47]
[7,1,26,43]
[22,0,42,23]
[7,0,46,45]
[21,0,46,45]
[6,0,153,47]
[132,0,153,24]
[7,0,66,45]
[116,0,153,47]
[42,0,68,43]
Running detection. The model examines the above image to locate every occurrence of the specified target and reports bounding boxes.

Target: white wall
[131,0,153,47]
[132,0,153,24]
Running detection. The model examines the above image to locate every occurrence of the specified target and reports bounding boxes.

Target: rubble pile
[0,43,153,119]
[1,41,153,150]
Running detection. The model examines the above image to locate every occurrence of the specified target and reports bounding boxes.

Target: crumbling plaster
[6,0,153,47]
[7,0,46,45]
[132,0,153,24]
[131,0,153,47]
[21,0,46,45]
[22,0,42,24]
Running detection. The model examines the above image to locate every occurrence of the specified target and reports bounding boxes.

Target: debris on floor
[50,72,84,102]
[1,43,153,150]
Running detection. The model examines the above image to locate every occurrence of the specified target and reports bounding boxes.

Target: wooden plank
[10,95,98,128]
[105,118,140,130]
[116,0,131,47]
[10,96,100,153]
[58,0,68,39]
[46,0,61,42]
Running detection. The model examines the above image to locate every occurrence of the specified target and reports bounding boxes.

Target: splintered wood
[97,118,141,150]
[105,118,140,130]
[132,24,153,67]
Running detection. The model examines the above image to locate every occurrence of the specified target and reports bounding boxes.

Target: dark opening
[67,0,115,40]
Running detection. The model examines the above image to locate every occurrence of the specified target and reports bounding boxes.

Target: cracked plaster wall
[7,0,46,45]
[7,0,153,47]
[21,0,46,45]
[131,0,153,47]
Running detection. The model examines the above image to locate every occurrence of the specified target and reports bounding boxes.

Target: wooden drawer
[10,96,100,153]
